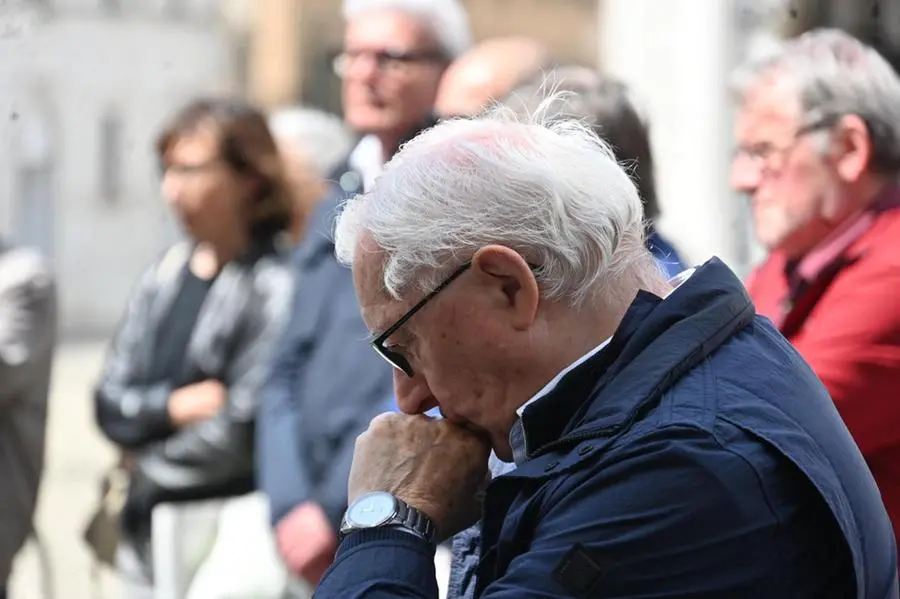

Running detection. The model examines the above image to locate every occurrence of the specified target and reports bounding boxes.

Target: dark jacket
[315,258,898,599]
[94,240,294,522]
[256,185,395,530]
[0,242,56,584]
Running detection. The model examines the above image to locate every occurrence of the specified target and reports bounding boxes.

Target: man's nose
[729,154,760,194]
[394,370,438,415]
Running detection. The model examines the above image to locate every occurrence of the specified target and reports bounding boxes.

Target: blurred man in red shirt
[731,28,900,549]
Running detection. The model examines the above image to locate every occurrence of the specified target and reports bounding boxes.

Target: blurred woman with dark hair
[91,97,308,596]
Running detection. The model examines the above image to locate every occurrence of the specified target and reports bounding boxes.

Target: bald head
[435,36,551,118]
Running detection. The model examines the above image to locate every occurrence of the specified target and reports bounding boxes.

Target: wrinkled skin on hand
[348,412,493,542]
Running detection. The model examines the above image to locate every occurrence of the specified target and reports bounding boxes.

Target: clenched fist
[348,413,492,542]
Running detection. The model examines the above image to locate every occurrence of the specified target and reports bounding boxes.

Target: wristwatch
[340,491,436,544]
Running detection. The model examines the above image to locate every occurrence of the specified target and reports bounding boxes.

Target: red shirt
[747,186,900,549]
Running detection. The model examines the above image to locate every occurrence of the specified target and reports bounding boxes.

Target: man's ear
[831,114,873,184]
[471,245,539,330]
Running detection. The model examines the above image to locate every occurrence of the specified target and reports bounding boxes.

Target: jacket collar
[517,257,756,461]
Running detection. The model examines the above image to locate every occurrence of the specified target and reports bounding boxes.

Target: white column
[598,0,752,275]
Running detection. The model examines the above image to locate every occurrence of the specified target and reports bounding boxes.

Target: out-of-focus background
[5,0,900,337]
[0,0,897,597]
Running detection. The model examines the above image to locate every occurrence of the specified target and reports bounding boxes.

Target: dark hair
[156,97,297,241]
[506,67,661,221]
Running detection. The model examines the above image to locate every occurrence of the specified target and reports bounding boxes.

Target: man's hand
[276,501,338,585]
[167,379,226,427]
[348,413,492,542]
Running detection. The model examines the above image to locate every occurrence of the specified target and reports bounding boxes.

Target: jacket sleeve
[309,307,397,531]
[93,258,176,448]
[256,284,316,525]
[789,259,900,456]
[310,394,395,530]
[135,263,294,497]
[314,425,806,598]
[0,248,56,407]
[257,260,394,528]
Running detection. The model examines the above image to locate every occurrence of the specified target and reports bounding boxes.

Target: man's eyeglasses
[333,48,446,77]
[732,116,838,175]
[370,261,472,378]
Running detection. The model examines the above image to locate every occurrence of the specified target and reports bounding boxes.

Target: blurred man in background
[256,0,471,594]
[731,28,900,550]
[328,0,471,195]
[434,36,551,119]
[0,240,56,599]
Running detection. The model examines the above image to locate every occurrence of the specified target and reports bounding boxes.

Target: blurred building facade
[0,0,240,335]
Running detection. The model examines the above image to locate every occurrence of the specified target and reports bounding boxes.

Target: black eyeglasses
[371,261,472,377]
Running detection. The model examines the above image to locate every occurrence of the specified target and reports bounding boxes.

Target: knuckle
[370,411,397,431]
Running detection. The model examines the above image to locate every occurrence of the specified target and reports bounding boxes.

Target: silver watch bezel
[343,491,399,530]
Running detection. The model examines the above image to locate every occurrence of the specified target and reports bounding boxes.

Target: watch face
[346,492,398,528]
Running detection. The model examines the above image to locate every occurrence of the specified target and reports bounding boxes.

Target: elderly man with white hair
[733,29,900,558]
[330,0,470,194]
[311,105,898,597]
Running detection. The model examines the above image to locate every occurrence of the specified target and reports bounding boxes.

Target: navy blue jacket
[315,258,898,598]
[256,183,395,530]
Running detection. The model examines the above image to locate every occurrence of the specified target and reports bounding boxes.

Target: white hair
[334,97,657,307]
[731,28,900,174]
[342,0,472,60]
[268,106,352,178]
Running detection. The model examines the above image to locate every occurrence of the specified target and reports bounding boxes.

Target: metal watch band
[394,498,436,544]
